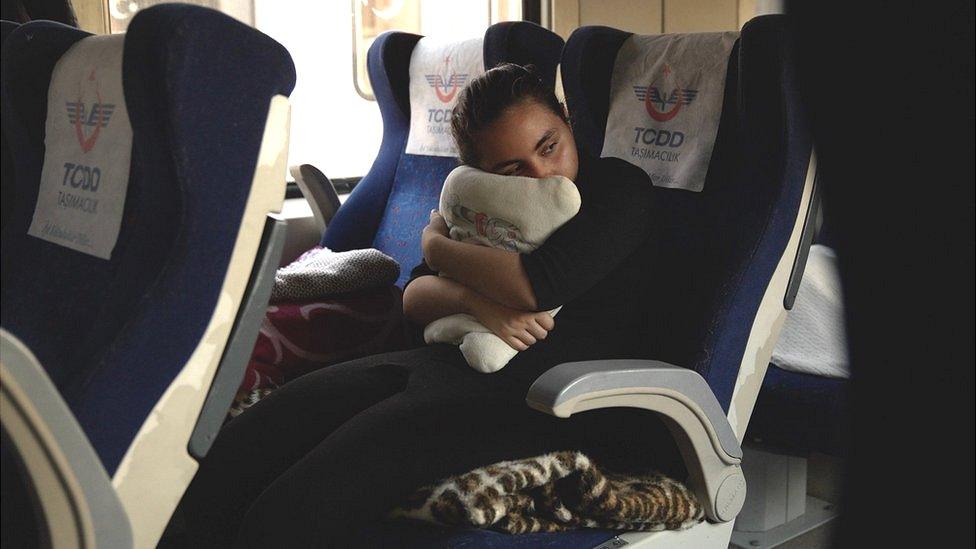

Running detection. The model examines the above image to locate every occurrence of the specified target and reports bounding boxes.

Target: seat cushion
[746,365,850,456]
[363,519,618,548]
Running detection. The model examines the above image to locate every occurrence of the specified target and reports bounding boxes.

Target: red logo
[424,56,469,104]
[65,68,115,153]
[632,64,698,122]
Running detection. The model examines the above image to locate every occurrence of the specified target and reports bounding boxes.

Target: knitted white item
[771,245,850,378]
[270,246,400,303]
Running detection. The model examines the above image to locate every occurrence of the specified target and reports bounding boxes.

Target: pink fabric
[240,285,409,392]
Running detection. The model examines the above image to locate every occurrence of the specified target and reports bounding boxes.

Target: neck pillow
[424,165,581,372]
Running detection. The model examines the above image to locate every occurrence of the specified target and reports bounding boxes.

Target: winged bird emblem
[65,102,116,127]
[632,85,698,122]
[425,56,469,103]
[66,101,115,153]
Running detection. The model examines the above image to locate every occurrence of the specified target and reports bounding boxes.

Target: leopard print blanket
[228,388,274,419]
[392,451,703,534]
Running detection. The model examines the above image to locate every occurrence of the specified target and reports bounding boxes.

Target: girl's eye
[542,142,557,156]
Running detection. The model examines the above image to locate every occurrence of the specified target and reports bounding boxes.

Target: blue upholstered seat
[1,11,295,549]
[748,365,850,456]
[0,20,18,231]
[321,22,565,287]
[1,5,295,476]
[563,16,812,412]
[367,15,816,547]
[747,225,851,458]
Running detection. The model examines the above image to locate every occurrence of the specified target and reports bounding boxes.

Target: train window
[74,0,519,181]
[105,1,254,33]
[352,0,421,101]
[352,1,520,100]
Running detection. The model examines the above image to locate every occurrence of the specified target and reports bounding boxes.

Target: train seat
[319,21,564,287]
[0,5,295,547]
[0,20,18,231]
[368,14,819,548]
[734,226,850,548]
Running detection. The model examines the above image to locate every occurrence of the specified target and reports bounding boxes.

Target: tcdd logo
[632,64,698,122]
[425,55,469,103]
[65,68,115,153]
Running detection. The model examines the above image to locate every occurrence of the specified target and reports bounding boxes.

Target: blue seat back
[1,20,18,230]
[0,5,295,474]
[562,15,812,411]
[322,22,564,286]
[750,183,849,457]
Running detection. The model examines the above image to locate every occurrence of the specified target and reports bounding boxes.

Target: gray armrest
[290,164,342,234]
[527,359,747,523]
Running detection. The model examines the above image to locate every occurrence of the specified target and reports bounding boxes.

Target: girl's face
[474,100,579,181]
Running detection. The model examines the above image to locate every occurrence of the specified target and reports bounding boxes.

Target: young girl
[182,64,681,547]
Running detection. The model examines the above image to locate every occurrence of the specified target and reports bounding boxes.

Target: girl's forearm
[426,234,538,311]
[403,275,481,326]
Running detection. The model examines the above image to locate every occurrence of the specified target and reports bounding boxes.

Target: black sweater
[407,154,658,388]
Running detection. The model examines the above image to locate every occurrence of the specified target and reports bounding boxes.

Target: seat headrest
[565,17,795,161]
[561,15,815,410]
[1,5,296,473]
[368,22,565,159]
[405,35,486,157]
[604,31,737,192]
[565,26,738,192]
[28,34,131,259]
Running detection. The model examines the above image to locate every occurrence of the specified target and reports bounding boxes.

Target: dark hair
[451,63,567,166]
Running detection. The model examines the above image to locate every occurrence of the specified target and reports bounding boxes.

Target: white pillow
[424,166,581,373]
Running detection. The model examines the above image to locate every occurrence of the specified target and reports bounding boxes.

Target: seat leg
[730,447,839,548]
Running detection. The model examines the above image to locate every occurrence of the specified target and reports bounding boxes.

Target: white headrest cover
[28,34,132,259]
[405,36,485,157]
[601,32,737,192]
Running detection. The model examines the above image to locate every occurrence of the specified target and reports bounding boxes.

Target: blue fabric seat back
[748,367,850,456]
[562,15,812,411]
[322,22,564,286]
[0,5,295,474]
[749,191,849,457]
[1,20,18,230]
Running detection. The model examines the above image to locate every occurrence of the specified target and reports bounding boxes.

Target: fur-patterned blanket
[392,451,703,534]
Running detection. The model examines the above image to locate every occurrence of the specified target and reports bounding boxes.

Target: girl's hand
[468,295,555,351]
[422,210,450,269]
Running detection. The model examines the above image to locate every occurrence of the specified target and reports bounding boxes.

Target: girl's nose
[522,159,548,179]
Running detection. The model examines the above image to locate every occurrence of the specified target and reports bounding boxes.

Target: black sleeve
[403,259,437,290]
[521,158,655,310]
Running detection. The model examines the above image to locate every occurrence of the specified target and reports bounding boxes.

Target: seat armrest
[527,359,747,523]
[1,329,132,548]
[290,164,342,235]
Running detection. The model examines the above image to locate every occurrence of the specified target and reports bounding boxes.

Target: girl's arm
[402,273,477,326]
[421,210,538,311]
[519,158,656,310]
[403,272,554,351]
[423,156,656,312]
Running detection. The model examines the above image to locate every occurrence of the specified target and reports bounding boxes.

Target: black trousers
[182,341,682,548]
